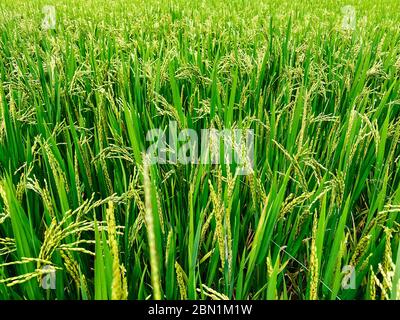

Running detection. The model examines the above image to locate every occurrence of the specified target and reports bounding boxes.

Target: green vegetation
[0,0,400,300]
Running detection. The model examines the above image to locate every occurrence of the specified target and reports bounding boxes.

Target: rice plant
[0,0,399,300]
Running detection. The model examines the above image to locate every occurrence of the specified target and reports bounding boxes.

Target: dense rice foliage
[0,0,400,300]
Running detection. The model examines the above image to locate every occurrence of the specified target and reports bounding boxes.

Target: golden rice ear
[309,213,319,300]
[197,284,229,300]
[175,261,187,300]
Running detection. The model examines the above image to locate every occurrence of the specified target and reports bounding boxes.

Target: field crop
[0,0,400,300]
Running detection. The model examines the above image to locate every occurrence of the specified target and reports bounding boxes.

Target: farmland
[0,0,400,300]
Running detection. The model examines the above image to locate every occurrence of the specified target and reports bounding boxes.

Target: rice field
[0,0,400,300]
